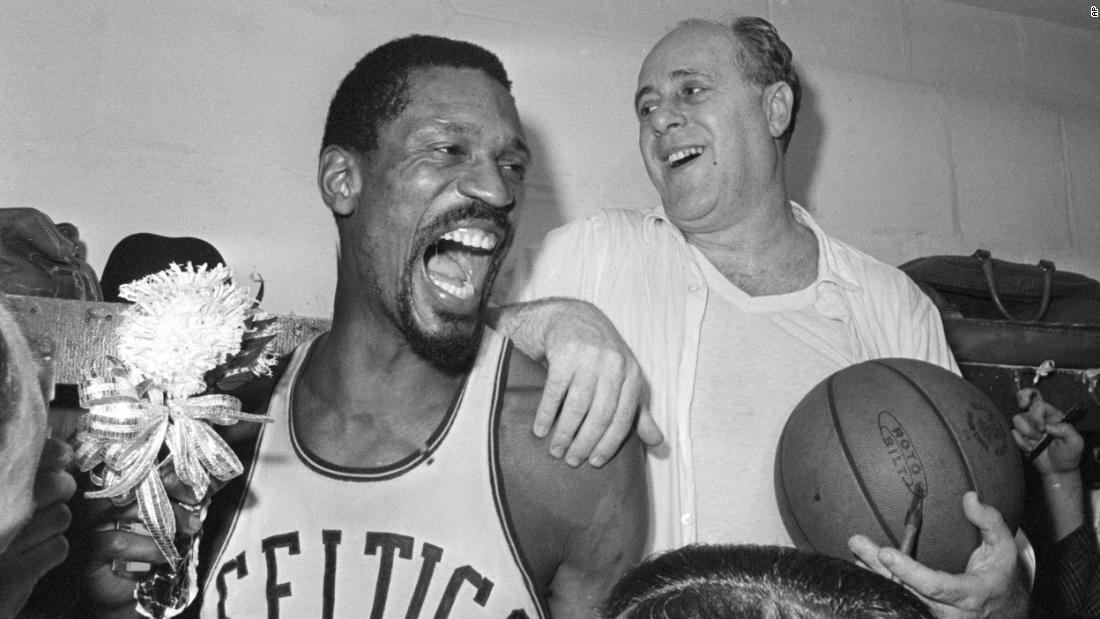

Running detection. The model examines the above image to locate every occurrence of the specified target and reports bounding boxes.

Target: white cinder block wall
[2,0,1098,316]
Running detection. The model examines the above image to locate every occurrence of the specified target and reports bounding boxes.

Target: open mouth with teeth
[422,226,503,306]
[666,146,705,169]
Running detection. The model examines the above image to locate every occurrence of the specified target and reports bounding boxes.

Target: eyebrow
[511,137,532,160]
[420,120,531,159]
[634,68,713,110]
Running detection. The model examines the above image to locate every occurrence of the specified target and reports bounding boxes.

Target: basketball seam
[874,360,979,494]
[775,427,814,549]
[828,374,899,547]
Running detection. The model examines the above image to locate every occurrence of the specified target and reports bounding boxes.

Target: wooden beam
[2,294,330,385]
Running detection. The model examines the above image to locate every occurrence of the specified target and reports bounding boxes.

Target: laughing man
[84,35,646,619]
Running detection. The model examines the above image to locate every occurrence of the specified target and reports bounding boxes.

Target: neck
[292,308,467,468]
[686,195,819,296]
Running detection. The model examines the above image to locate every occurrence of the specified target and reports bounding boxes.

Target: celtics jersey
[199,328,546,618]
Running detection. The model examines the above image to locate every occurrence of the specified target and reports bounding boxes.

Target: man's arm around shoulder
[500,351,648,617]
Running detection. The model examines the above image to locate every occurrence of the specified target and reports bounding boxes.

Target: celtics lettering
[213,530,530,619]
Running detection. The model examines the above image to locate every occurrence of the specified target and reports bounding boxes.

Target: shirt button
[681,513,694,526]
[688,283,701,293]
[815,287,848,320]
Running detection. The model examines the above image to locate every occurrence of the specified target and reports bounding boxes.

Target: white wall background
[3,0,1098,317]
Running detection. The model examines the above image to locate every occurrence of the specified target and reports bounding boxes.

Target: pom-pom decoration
[73,263,277,617]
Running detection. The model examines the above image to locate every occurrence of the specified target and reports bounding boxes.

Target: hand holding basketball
[849,491,1028,619]
[776,358,1024,574]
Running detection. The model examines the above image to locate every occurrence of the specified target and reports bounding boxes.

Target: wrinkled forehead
[403,66,526,141]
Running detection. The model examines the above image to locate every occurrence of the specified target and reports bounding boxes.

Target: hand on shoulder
[490,299,662,468]
[500,350,648,616]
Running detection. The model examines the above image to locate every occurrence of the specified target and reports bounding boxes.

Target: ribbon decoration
[75,358,270,569]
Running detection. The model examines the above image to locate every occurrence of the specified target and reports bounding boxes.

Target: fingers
[1012,391,1063,445]
[1012,409,1045,441]
[39,437,75,471]
[172,501,205,537]
[157,461,208,506]
[82,496,141,530]
[875,547,967,608]
[635,405,663,447]
[84,559,145,612]
[0,582,36,619]
[3,502,71,558]
[0,524,70,578]
[0,530,70,604]
[82,505,172,610]
[34,467,77,509]
[541,347,651,467]
[1010,429,1027,454]
[1015,388,1065,425]
[1015,387,1040,411]
[83,467,206,545]
[523,296,654,466]
[533,363,572,440]
[1014,388,1061,436]
[875,494,1020,613]
[0,503,72,613]
[1012,398,1084,472]
[90,523,169,569]
[583,373,645,468]
[848,509,967,604]
[561,373,621,466]
[550,371,604,464]
[1034,421,1076,444]
[961,491,1011,548]
[1011,419,1042,446]
[847,534,892,579]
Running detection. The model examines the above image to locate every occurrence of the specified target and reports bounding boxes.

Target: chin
[407,321,483,374]
[398,290,484,373]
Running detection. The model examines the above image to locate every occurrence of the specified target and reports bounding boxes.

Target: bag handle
[974,249,1053,321]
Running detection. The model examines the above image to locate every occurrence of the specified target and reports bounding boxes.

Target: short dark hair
[321,34,512,156]
[602,544,936,619]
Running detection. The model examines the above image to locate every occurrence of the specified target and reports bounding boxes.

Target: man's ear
[763,81,793,141]
[318,146,360,216]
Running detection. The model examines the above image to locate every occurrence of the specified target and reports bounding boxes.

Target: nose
[648,101,685,135]
[457,160,516,212]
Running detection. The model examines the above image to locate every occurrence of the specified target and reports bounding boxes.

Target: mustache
[427,200,512,235]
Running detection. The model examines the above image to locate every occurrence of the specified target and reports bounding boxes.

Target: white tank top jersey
[199,329,547,618]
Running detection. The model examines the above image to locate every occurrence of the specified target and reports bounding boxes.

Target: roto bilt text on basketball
[211,530,532,618]
[878,411,929,494]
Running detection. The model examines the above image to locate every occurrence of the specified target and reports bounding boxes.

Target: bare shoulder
[498,349,647,611]
[498,350,645,524]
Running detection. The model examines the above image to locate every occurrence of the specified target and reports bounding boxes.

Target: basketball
[775,358,1024,574]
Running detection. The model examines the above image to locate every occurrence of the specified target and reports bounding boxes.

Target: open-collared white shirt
[508,203,960,552]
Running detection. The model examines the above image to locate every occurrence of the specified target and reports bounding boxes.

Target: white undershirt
[689,245,857,545]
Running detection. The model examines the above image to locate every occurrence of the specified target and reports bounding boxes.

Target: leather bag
[0,208,102,301]
[900,249,1100,369]
[900,249,1100,434]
